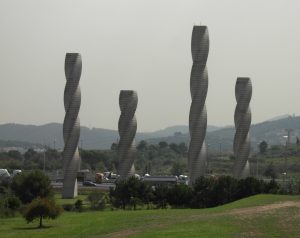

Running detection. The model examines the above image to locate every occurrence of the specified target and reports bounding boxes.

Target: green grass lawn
[54,193,88,206]
[1,194,300,238]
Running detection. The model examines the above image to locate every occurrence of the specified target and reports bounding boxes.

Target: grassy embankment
[1,194,300,238]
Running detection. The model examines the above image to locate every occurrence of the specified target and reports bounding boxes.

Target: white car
[12,169,22,177]
[0,169,10,179]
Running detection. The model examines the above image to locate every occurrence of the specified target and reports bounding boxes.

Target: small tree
[259,141,268,154]
[110,143,118,151]
[169,143,180,153]
[137,140,147,151]
[177,143,188,156]
[170,161,186,176]
[264,162,277,179]
[158,141,168,149]
[23,197,62,228]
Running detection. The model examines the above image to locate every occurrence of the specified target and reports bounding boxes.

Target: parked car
[83,181,97,187]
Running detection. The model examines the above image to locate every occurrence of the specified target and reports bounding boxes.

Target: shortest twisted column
[233,77,252,178]
[117,90,138,180]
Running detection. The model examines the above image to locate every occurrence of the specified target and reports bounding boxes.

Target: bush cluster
[109,176,280,209]
[0,170,62,228]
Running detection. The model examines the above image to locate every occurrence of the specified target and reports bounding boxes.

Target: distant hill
[0,116,299,151]
[265,114,292,122]
[146,116,300,152]
[0,123,219,150]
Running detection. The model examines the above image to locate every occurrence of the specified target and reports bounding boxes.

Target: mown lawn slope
[1,194,300,238]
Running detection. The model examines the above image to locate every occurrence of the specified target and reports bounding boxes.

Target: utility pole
[285,128,293,145]
[43,145,46,173]
[256,156,259,178]
[282,135,289,193]
[284,140,287,192]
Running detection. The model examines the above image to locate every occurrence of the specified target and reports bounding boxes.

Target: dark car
[83,181,97,187]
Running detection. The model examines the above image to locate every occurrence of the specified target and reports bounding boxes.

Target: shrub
[264,179,279,194]
[74,199,83,212]
[62,204,74,211]
[190,176,215,208]
[151,185,169,209]
[236,177,263,199]
[167,184,192,208]
[87,191,107,210]
[5,195,21,210]
[210,176,238,206]
[0,195,21,217]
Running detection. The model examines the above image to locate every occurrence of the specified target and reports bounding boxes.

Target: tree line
[109,176,281,210]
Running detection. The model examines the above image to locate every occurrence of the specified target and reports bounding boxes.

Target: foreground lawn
[1,194,300,238]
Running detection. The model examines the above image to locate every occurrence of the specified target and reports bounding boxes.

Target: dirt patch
[229,201,300,217]
[189,201,300,221]
[103,229,139,238]
[103,223,168,238]
[239,230,263,237]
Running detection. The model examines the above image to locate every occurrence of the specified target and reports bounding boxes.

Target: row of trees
[0,149,61,171]
[258,140,300,157]
[0,141,188,175]
[2,140,300,180]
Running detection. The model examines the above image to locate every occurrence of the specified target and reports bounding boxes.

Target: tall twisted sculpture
[233,77,252,178]
[62,53,81,198]
[188,25,209,185]
[117,90,138,180]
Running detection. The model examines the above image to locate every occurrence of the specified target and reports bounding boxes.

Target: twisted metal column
[117,90,138,180]
[188,25,209,185]
[62,53,81,198]
[233,77,252,178]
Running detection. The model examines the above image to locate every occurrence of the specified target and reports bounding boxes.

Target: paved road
[51,181,115,191]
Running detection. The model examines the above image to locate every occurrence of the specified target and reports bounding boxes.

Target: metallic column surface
[233,77,252,178]
[117,90,138,180]
[62,53,81,198]
[188,25,209,185]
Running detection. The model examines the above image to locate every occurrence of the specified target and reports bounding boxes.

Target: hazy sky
[0,0,299,132]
